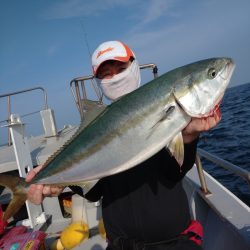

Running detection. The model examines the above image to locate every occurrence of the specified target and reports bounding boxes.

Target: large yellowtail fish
[0,58,235,221]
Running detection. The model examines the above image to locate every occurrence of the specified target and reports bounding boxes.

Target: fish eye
[208,68,217,79]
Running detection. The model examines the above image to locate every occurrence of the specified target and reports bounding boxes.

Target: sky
[0,0,250,141]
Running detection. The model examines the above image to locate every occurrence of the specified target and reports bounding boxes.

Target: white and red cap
[91,41,135,76]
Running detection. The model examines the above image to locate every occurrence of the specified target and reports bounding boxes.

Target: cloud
[132,0,175,30]
[41,0,174,25]
[41,0,137,20]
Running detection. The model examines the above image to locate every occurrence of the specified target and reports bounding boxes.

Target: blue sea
[198,82,250,207]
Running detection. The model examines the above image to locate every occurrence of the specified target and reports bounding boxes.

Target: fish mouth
[219,60,235,82]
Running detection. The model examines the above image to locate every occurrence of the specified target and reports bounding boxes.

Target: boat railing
[70,63,158,120]
[70,75,104,121]
[196,148,250,194]
[0,87,56,145]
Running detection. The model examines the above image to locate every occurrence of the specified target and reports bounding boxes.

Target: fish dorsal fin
[42,104,107,169]
[166,132,184,166]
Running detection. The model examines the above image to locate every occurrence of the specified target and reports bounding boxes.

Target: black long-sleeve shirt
[80,139,198,243]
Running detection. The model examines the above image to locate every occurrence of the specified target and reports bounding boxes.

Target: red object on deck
[0,205,8,234]
[0,226,47,250]
[0,205,47,249]
[181,220,204,245]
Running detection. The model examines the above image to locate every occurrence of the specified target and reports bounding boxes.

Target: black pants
[107,236,203,250]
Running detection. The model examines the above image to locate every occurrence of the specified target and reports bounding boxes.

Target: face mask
[96,60,141,101]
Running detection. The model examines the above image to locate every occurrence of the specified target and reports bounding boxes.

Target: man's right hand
[25,165,64,205]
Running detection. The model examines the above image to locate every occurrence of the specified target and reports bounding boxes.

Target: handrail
[70,76,104,120]
[139,63,158,78]
[198,148,250,186]
[0,87,49,145]
[0,87,48,110]
[70,75,103,103]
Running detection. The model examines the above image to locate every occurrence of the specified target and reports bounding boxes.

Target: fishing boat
[0,64,249,250]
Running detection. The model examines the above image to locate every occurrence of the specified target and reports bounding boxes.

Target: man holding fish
[25,41,229,249]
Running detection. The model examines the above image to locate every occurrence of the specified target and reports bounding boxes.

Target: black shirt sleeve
[69,180,103,202]
[84,180,103,202]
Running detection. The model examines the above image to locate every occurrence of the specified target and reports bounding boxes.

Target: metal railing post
[8,96,11,146]
[195,154,210,194]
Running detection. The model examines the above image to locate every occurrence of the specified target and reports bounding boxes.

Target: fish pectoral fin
[154,105,175,127]
[166,132,184,166]
[148,105,175,139]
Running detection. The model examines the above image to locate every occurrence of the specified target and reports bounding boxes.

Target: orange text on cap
[97,47,114,59]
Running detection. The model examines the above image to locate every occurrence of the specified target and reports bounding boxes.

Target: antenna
[80,19,92,62]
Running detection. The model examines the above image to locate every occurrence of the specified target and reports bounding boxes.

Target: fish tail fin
[0,174,28,222]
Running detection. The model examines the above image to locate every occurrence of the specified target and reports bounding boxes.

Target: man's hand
[26,165,64,205]
[182,108,221,144]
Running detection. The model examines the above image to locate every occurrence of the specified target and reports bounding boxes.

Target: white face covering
[96,60,141,101]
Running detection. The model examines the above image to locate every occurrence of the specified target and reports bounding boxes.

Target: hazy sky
[0,0,250,140]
